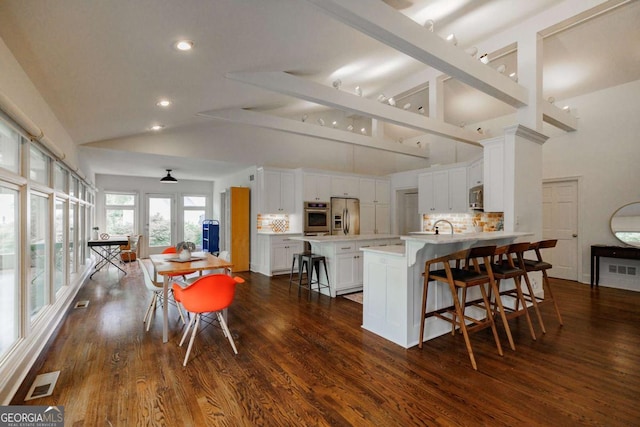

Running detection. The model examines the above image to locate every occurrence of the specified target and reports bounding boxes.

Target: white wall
[542,80,640,288]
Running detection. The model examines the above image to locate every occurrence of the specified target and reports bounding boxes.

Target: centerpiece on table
[176,241,196,261]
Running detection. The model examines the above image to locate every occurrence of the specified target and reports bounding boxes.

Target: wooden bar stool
[523,240,563,326]
[481,242,538,350]
[419,245,503,371]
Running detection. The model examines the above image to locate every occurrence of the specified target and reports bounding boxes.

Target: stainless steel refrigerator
[330,197,360,235]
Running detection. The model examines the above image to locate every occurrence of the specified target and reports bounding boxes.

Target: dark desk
[89,238,128,278]
[590,245,640,287]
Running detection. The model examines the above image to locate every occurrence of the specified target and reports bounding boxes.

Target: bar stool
[481,242,538,350]
[289,252,330,299]
[523,240,563,326]
[419,245,503,371]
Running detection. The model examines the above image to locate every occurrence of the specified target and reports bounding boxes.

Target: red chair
[173,274,245,366]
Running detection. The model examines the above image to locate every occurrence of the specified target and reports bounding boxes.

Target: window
[69,202,77,274]
[0,186,19,357]
[54,198,67,293]
[105,192,136,236]
[29,145,49,185]
[30,192,49,318]
[183,196,206,249]
[148,196,172,247]
[0,121,20,174]
[54,163,68,192]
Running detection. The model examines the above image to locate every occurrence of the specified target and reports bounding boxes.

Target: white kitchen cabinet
[359,179,390,204]
[360,179,391,234]
[258,168,295,214]
[468,158,483,187]
[418,167,468,214]
[361,203,391,234]
[303,173,331,202]
[271,236,303,274]
[333,242,362,295]
[331,176,359,198]
[253,233,303,276]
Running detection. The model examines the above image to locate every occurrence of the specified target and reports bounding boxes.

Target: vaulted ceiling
[0,0,638,181]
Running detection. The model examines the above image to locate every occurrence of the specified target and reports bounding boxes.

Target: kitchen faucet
[433,219,454,235]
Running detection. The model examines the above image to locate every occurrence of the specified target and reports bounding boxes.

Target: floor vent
[74,300,90,308]
[25,371,60,401]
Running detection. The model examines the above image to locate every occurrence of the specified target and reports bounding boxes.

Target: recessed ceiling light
[157,99,171,107]
[150,124,165,131]
[175,40,194,51]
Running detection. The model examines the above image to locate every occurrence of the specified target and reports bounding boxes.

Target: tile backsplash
[257,214,290,232]
[422,212,504,233]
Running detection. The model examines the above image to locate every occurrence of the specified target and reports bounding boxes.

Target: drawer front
[271,235,299,245]
[335,242,357,254]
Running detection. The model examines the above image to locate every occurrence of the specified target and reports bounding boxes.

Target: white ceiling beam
[226,71,481,146]
[305,0,528,108]
[542,103,578,132]
[197,108,429,159]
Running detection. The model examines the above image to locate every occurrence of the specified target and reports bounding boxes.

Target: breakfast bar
[360,231,533,348]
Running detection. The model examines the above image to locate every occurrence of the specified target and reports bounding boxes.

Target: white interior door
[145,194,176,255]
[542,180,579,280]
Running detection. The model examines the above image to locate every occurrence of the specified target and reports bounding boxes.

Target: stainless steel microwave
[469,185,484,210]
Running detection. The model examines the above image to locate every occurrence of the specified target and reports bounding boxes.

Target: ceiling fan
[382,0,414,10]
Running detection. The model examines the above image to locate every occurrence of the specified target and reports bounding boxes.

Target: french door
[145,194,176,256]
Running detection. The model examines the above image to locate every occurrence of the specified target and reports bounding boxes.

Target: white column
[516,32,543,132]
[503,124,548,240]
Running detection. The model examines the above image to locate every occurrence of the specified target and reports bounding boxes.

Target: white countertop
[360,244,406,256]
[290,234,400,243]
[257,231,302,235]
[401,231,532,244]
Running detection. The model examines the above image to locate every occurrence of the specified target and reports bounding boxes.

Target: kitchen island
[289,234,402,297]
[361,231,533,348]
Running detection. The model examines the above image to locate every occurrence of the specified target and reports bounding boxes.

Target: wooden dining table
[149,251,233,343]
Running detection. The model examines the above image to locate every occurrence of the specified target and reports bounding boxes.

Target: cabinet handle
[341,246,351,250]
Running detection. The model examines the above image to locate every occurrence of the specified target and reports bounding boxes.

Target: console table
[590,245,640,287]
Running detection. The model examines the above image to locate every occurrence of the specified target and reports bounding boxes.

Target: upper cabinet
[257,168,295,214]
[303,173,331,202]
[331,176,359,198]
[418,167,468,214]
[359,178,390,204]
[468,158,483,187]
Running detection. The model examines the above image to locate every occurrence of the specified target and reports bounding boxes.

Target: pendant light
[160,169,178,183]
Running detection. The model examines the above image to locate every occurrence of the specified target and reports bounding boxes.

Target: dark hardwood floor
[12,264,640,426]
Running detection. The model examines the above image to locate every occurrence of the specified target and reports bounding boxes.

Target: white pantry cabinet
[331,176,359,198]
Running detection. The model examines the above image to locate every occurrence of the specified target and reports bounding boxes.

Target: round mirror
[610,202,640,247]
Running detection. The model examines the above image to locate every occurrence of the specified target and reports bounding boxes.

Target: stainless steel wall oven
[303,201,331,234]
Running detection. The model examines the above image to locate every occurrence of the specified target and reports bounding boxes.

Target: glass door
[145,194,175,255]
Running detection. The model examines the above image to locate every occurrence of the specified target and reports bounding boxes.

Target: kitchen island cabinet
[290,234,402,297]
[361,231,532,348]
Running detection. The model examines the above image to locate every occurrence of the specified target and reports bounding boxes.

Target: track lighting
[403,103,411,110]
[332,121,338,128]
[355,86,363,96]
[317,118,325,126]
[377,94,387,103]
[548,97,555,104]
[446,33,457,46]
[509,72,518,81]
[496,64,506,74]
[418,106,425,115]
[360,128,366,134]
[301,114,308,122]
[424,19,435,32]
[479,54,489,64]
[388,97,396,106]
[347,124,354,131]
[466,46,478,57]
[332,79,342,90]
